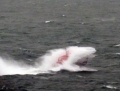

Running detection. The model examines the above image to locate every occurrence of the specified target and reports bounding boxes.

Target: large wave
[0,46,97,76]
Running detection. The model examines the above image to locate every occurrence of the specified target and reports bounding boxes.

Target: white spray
[0,46,97,76]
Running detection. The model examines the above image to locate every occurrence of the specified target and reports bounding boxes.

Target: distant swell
[0,46,97,76]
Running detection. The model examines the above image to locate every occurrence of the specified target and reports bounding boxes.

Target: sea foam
[0,46,97,76]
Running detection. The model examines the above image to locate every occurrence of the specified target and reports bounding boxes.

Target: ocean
[0,0,120,91]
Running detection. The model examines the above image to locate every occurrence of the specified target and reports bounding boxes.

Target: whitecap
[0,46,97,76]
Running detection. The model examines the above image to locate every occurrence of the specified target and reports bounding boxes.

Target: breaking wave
[0,46,97,76]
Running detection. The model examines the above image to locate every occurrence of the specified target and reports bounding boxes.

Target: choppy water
[0,0,120,91]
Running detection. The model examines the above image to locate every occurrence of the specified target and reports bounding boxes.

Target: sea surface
[0,0,120,91]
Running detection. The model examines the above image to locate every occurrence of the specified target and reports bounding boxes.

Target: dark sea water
[0,0,120,91]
